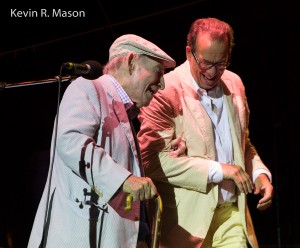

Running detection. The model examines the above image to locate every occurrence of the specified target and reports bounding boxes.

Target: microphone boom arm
[0,76,76,90]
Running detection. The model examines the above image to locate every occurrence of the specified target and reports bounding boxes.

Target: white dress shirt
[192,77,271,204]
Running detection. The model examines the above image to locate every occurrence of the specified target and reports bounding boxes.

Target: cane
[125,194,163,248]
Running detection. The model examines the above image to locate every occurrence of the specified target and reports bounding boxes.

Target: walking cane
[125,194,163,248]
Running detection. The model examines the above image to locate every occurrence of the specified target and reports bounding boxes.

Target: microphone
[62,60,103,80]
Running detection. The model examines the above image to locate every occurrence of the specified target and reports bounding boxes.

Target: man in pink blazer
[28,34,176,248]
[137,18,274,248]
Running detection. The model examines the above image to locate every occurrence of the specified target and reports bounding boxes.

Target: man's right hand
[122,175,158,201]
[221,163,254,194]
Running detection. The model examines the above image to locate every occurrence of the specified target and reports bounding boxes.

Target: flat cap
[109,34,176,68]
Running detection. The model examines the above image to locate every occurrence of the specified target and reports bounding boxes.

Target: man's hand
[221,163,254,194]
[254,173,273,211]
[122,175,157,201]
[169,135,187,158]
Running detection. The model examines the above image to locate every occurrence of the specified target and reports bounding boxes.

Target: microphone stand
[0,76,76,90]
[0,73,77,247]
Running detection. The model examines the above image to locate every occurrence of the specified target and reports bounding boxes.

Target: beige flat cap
[109,34,176,69]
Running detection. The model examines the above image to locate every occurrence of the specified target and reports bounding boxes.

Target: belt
[216,202,236,209]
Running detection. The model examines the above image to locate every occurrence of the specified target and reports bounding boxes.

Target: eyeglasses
[191,51,230,71]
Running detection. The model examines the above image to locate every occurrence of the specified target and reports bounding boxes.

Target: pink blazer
[138,61,270,248]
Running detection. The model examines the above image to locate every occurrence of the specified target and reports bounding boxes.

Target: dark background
[0,0,297,247]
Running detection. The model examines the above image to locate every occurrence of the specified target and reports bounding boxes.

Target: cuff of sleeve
[253,169,272,183]
[208,161,223,183]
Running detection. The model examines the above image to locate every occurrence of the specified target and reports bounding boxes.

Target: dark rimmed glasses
[191,51,230,71]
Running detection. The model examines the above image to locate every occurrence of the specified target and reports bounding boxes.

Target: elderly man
[28,34,176,248]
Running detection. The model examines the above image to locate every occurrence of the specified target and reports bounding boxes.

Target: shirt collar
[107,74,139,119]
[191,75,221,98]
[107,74,133,111]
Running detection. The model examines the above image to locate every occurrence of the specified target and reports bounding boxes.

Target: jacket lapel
[222,83,244,167]
[179,62,216,154]
[113,100,142,173]
[100,75,142,174]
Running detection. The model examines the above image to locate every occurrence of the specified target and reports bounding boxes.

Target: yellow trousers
[202,203,248,248]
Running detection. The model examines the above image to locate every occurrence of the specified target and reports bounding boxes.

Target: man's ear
[128,53,134,74]
[186,46,193,62]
